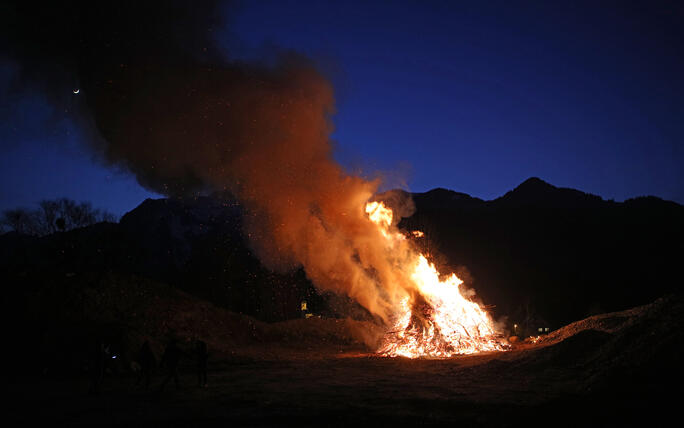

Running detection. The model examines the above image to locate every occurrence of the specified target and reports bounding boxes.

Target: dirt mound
[13,270,380,376]
[533,329,612,367]
[507,294,683,402]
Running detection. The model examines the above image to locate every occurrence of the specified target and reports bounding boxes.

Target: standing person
[158,338,183,391]
[88,338,109,395]
[135,340,156,390]
[195,339,209,387]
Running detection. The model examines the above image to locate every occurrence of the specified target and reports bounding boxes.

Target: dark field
[13,295,682,427]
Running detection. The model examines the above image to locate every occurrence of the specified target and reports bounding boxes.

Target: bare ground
[12,295,682,427]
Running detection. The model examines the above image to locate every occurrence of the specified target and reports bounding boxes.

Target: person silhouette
[88,338,109,395]
[195,339,209,387]
[135,340,156,390]
[158,338,184,391]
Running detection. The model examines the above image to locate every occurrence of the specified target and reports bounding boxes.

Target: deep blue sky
[1,1,683,217]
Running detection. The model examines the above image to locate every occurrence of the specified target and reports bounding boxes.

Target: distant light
[112,355,117,359]
[73,88,80,94]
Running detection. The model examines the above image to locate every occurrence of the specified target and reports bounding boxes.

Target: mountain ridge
[3,177,681,331]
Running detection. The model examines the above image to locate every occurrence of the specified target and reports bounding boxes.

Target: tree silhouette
[0,208,40,235]
[1,198,118,236]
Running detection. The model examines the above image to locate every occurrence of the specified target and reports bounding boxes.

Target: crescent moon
[73,89,80,94]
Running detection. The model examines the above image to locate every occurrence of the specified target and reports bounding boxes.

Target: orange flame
[365,201,508,358]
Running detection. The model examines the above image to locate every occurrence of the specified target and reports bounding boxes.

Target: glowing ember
[365,201,508,358]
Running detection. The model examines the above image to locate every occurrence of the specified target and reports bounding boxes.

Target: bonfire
[365,201,508,358]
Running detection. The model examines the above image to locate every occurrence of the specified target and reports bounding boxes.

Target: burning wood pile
[365,201,508,358]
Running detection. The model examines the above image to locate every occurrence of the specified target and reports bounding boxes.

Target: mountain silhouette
[495,177,605,208]
[2,178,681,334]
[400,177,682,328]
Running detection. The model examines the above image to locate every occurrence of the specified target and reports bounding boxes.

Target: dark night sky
[1,1,683,217]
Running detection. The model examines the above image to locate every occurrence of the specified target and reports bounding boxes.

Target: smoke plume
[1,1,416,321]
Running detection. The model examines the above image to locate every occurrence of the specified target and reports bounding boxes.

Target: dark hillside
[1,196,325,324]
[2,177,681,334]
[400,177,683,330]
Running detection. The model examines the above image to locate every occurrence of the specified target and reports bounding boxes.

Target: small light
[73,88,80,94]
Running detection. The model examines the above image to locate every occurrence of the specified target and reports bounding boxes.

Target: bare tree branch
[1,198,119,236]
